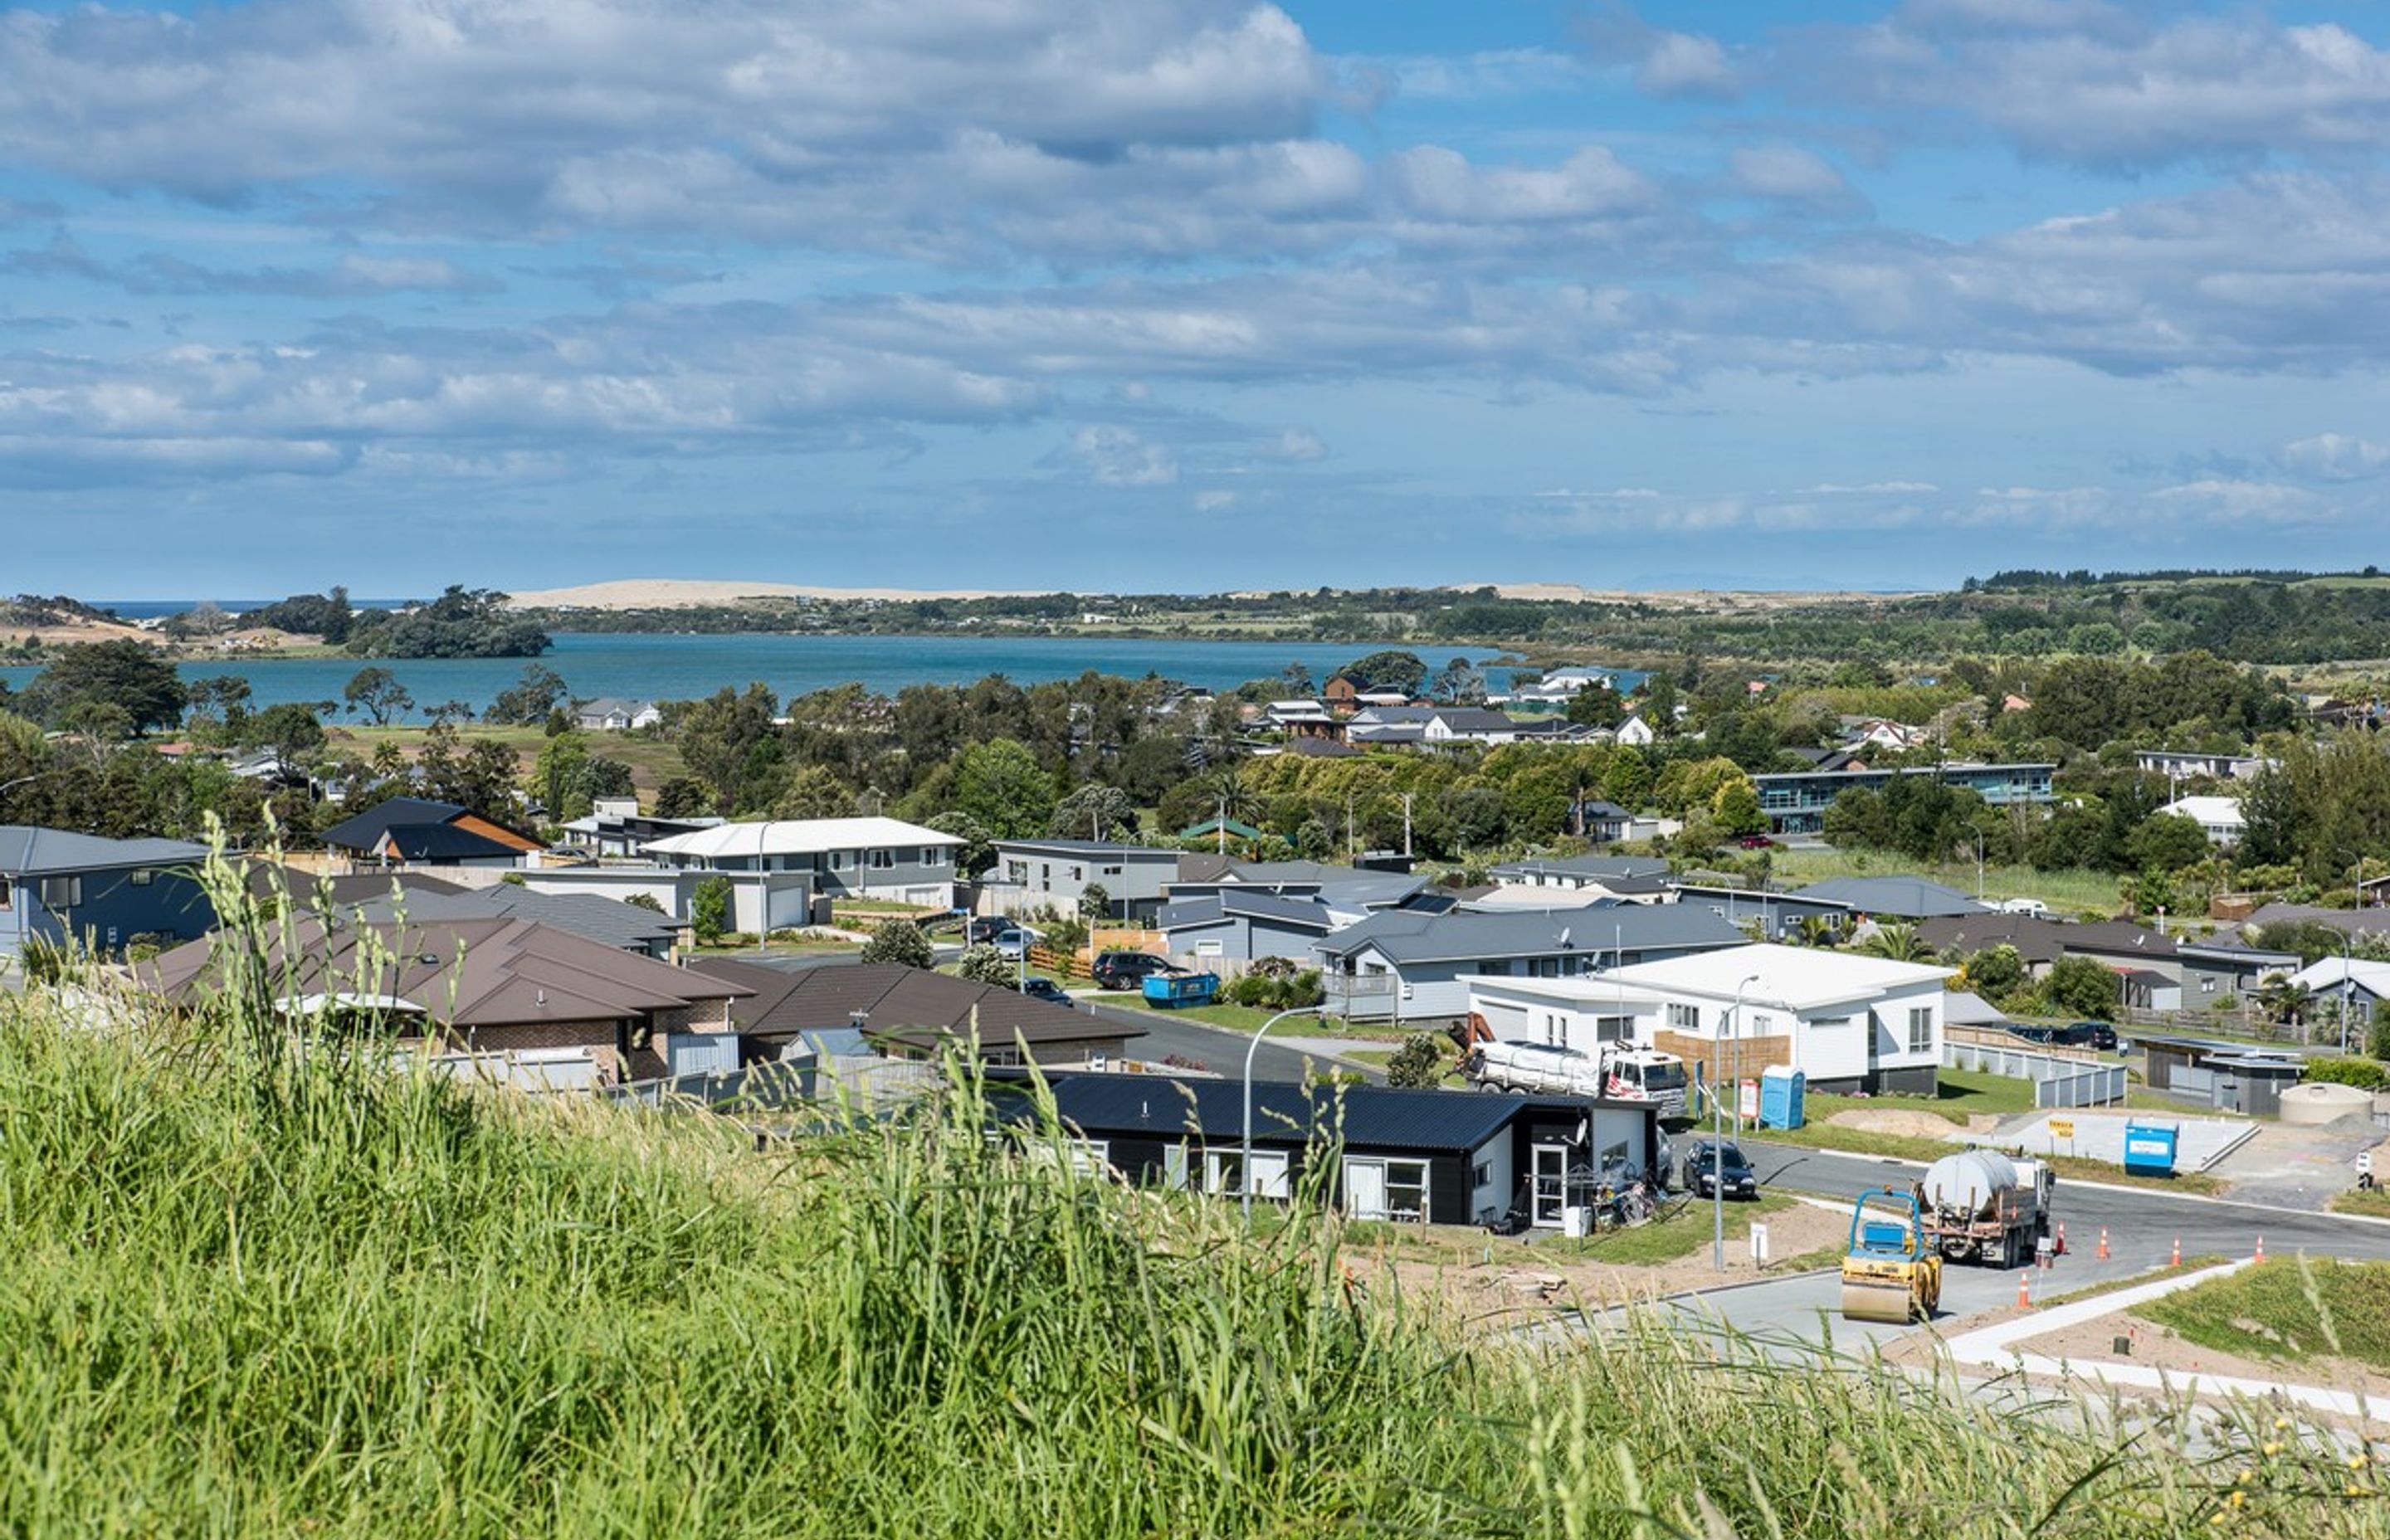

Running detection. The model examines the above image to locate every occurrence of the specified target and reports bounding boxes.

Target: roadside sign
[2049,1118,2075,1140]
[1738,1079,1760,1120]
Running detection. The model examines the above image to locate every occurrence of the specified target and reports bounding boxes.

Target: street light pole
[1715,972,1762,1271]
[1973,829,1985,902]
[1241,1005,1325,1223]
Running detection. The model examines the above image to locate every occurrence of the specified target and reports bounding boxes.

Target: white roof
[2289,957,2390,996]
[2158,795,2246,826]
[1462,885,1634,912]
[1474,943,1951,1013]
[642,816,962,859]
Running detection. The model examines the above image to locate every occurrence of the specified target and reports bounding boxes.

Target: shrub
[859,919,934,970]
[2305,1056,2390,1093]
[954,943,1016,987]
[690,875,733,943]
[1383,1033,1447,1089]
[622,892,666,914]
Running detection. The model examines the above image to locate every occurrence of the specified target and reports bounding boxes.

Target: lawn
[2330,1185,2390,1220]
[1539,1190,1803,1267]
[2136,1258,2390,1372]
[331,721,692,793]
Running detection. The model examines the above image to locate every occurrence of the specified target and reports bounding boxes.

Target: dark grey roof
[1914,913,2176,961]
[1490,855,1671,883]
[1315,904,1747,964]
[575,697,649,715]
[687,959,1143,1049]
[1430,708,1518,733]
[2243,904,2390,938]
[1790,876,1986,919]
[1159,889,1341,933]
[1173,857,1368,889]
[0,826,209,876]
[1036,1076,1617,1153]
[991,838,1173,859]
[373,823,524,862]
[338,881,682,953]
[319,797,469,852]
[1351,706,1437,726]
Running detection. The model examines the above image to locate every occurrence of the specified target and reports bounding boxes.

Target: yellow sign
[2049,1118,2075,1140]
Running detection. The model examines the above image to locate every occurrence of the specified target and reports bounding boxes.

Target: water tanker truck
[1464,1040,1690,1119]
[1918,1149,2054,1268]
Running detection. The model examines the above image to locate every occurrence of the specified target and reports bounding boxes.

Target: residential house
[2156,794,2246,848]
[1785,746,1867,773]
[1280,737,1363,759]
[573,697,661,732]
[2136,749,2270,782]
[1312,904,1748,1022]
[1912,913,2183,1009]
[1265,700,1342,739]
[1158,888,1344,967]
[1669,884,1856,941]
[690,958,1144,1068]
[1467,942,1952,1096]
[555,798,723,859]
[1505,666,1617,711]
[2242,903,2390,942]
[1170,855,1380,899]
[1421,707,1525,745]
[319,797,548,871]
[2176,938,2300,1006]
[2286,957,2390,1028]
[0,826,213,958]
[1840,717,1929,753]
[1345,705,1436,747]
[525,815,962,932]
[1353,690,1414,709]
[285,868,686,958]
[1788,876,1986,922]
[1178,816,1263,846]
[1022,1075,1661,1229]
[1489,855,1673,891]
[1753,763,2056,836]
[1321,674,1366,710]
[143,914,752,1085]
[1615,714,1656,748]
[989,839,1180,923]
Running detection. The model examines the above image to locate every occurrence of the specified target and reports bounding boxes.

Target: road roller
[1838,1187,1944,1325]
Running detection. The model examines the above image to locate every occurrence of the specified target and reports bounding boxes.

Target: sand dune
[504,578,1045,609]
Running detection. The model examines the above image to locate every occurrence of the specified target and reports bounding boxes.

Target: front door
[1530,1144,1569,1228]
[1343,1158,1388,1221]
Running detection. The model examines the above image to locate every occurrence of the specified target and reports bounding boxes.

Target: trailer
[1140,971,1219,1009]
[1918,1150,2054,1267]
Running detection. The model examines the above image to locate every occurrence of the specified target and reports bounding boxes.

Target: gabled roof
[1158,889,1339,932]
[1914,913,2176,962]
[1315,904,1746,964]
[1178,817,1263,841]
[2289,957,2390,997]
[1428,708,1517,733]
[685,959,1139,1049]
[0,826,209,876]
[1032,1077,1620,1153]
[373,823,525,862]
[1173,856,1368,889]
[575,697,651,716]
[644,816,961,860]
[992,837,1175,860]
[318,797,470,853]
[1789,876,1985,919]
[1490,855,1671,882]
[332,879,683,953]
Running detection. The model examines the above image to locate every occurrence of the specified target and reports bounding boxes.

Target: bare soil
[1828,1107,1978,1140]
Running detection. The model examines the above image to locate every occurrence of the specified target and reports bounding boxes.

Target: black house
[1027,1075,1660,1228]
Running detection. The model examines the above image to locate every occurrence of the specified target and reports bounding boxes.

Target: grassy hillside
[2138,1258,2390,1372]
[2,879,2383,1534]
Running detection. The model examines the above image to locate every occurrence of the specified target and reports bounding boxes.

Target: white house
[643,816,963,906]
[2157,794,2246,848]
[1466,943,1953,1096]
[573,697,662,732]
[1615,714,1655,748]
[2287,956,2390,1026]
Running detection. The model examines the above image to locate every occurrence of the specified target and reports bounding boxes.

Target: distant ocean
[0,631,1637,721]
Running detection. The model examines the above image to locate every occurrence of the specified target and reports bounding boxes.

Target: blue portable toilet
[2122,1120,2180,1177]
[1758,1066,1807,1131]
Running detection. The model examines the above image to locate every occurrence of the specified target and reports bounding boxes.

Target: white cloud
[1636,32,1739,100]
[1063,425,1178,486]
[2279,432,2390,483]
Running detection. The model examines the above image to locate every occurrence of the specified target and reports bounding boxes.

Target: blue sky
[2,0,2386,597]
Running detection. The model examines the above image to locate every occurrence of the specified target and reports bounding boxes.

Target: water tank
[2278,1081,2375,1127]
[1921,1150,2021,1220]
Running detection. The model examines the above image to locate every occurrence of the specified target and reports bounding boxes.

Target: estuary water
[1,632,1549,721]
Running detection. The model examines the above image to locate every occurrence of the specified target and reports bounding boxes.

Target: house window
[1747,1011,1773,1038]
[920,847,945,866]
[1067,865,1083,882]
[0,875,12,909]
[1384,1159,1428,1220]
[1065,1138,1110,1177]
[1006,860,1027,884]
[41,875,80,909]
[1103,865,1122,876]
[2201,977,2217,994]
[1544,1012,1565,1047]
[830,850,853,871]
[1666,1002,1700,1033]
[1207,1149,1290,1200]
[868,849,895,870]
[129,868,154,887]
[1907,1007,1933,1055]
[1471,1160,1492,1189]
[1593,1015,1630,1044]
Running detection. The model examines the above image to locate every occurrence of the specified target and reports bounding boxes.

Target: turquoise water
[0,632,1587,721]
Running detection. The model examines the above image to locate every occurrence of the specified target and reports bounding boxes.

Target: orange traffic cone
[2171,1235,2182,1268]
[2056,1222,2067,1256]
[2255,1235,2266,1263]
[2017,1270,2032,1309]
[2097,1226,2110,1260]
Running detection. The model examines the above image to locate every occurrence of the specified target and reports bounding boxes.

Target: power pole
[1402,792,1414,859]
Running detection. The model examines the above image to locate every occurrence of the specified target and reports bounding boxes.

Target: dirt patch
[2017,1314,2390,1405]
[1828,1108,1965,1141]
[1356,1201,1852,1332]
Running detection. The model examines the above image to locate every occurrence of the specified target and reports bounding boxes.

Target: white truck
[1464,1040,1691,1119]
[1918,1149,2055,1267]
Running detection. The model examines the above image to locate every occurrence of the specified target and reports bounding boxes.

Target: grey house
[1312,904,1748,1022]
[990,839,1181,924]
[0,827,214,958]
[1158,889,1344,967]
[1489,855,1672,890]
[1788,876,1987,921]
[1670,884,1854,940]
[2176,939,2300,1004]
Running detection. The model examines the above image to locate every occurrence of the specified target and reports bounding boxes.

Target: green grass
[2136,1258,2390,1372]
[1767,847,2124,916]
[333,722,692,793]
[1541,1191,1802,1267]
[4,855,2383,1536]
[2330,1186,2390,1220]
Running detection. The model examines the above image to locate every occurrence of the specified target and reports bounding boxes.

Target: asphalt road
[1607,1140,2390,1352]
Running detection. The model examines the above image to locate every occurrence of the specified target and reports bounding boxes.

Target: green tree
[772,764,856,821]
[1049,782,1135,841]
[690,875,733,945]
[1383,1032,1448,1089]
[859,919,935,970]
[22,640,187,736]
[954,943,1016,987]
[1857,924,1933,962]
[2126,813,2215,874]
[1338,650,1427,696]
[1960,944,2026,1001]
[953,738,1055,840]
[1565,682,1626,728]
[487,664,569,728]
[1638,674,1679,734]
[243,703,325,776]
[341,666,414,726]
[185,675,254,738]
[1078,883,1114,923]
[654,777,715,819]
[1711,777,1766,837]
[925,810,997,879]
[533,731,596,823]
[2045,954,2120,1021]
[674,684,782,813]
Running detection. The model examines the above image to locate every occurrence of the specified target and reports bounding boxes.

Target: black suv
[1681,1139,1759,1200]
[1019,978,1076,1008]
[2003,1023,2059,1045]
[1092,950,1175,992]
[2051,1021,2119,1051]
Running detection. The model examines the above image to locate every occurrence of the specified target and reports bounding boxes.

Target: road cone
[2017,1270,2032,1309]
[2097,1226,2110,1260]
[2255,1235,2266,1263]
[2171,1235,2182,1268]
[2056,1222,2067,1256]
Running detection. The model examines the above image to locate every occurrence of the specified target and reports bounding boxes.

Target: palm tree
[1857,922,1934,962]
[1792,915,1839,949]
[1201,764,1259,826]
[2256,976,2314,1041]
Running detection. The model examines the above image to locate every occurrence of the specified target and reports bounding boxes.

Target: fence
[1942,1039,2126,1109]
[1322,972,1399,1020]
[1948,1025,2096,1061]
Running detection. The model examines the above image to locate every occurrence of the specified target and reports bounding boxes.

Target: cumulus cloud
[1722,146,1867,216]
[2,236,500,296]
[1059,425,1178,486]
[2278,433,2390,482]
[1636,32,1739,100]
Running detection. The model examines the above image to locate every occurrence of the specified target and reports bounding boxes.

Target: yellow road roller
[1839,1187,1944,1324]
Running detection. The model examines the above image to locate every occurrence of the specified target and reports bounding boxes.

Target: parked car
[966,915,1011,945]
[1737,834,1775,849]
[1681,1139,1759,1200]
[2003,1023,2059,1045]
[1996,897,2051,918]
[2051,1021,2118,1051]
[1092,950,1175,991]
[1019,977,1075,1008]
[990,925,1040,960]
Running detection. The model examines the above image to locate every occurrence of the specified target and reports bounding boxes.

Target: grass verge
[2330,1185,2390,1220]
[2134,1257,2390,1372]
[1539,1191,1801,1267]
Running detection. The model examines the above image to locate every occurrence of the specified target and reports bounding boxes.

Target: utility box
[2122,1120,2180,1177]
[1758,1066,1807,1131]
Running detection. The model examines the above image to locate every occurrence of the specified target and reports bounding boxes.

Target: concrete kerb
[1778,1142,2390,1229]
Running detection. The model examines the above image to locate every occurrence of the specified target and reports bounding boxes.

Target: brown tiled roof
[688,959,1142,1050]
